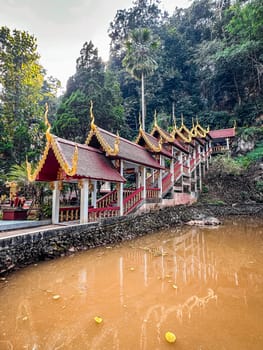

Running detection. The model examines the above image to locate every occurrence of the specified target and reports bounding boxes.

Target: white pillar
[91,180,97,208]
[170,157,174,185]
[226,138,230,150]
[136,168,140,189]
[158,155,163,198]
[119,160,124,216]
[52,181,60,224]
[206,143,209,170]
[194,168,198,193]
[199,163,202,192]
[142,166,146,200]
[180,152,183,192]
[80,179,89,224]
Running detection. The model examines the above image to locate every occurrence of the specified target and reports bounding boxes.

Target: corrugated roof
[209,128,236,139]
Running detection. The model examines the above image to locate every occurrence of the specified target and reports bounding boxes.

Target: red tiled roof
[36,136,126,183]
[88,128,164,170]
[209,128,236,139]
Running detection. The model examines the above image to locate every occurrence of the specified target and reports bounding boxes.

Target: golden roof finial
[90,100,96,130]
[26,155,33,182]
[113,131,120,155]
[207,125,210,132]
[70,144,78,175]
[44,103,51,141]
[158,136,163,150]
[154,110,158,127]
[192,117,195,127]
[233,120,237,129]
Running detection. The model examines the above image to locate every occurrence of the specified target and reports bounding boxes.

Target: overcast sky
[0,0,193,91]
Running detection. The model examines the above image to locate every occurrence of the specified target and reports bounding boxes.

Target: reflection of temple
[26,103,234,224]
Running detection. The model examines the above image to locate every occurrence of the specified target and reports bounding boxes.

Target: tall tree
[108,0,162,68]
[122,28,159,130]
[54,41,128,141]
[0,27,46,173]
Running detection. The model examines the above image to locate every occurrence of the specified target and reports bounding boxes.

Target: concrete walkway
[0,219,57,238]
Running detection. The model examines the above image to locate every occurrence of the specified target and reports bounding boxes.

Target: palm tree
[122,28,159,130]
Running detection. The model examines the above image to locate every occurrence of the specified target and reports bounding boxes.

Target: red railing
[146,170,159,187]
[174,162,182,181]
[162,173,172,193]
[196,152,200,164]
[124,188,134,199]
[59,206,80,222]
[190,158,195,172]
[88,206,120,222]
[97,190,117,208]
[123,186,143,215]
[183,165,189,176]
[146,187,160,199]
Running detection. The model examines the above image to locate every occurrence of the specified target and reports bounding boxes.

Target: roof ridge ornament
[90,100,96,130]
[44,103,52,142]
[112,131,120,155]
[158,136,163,149]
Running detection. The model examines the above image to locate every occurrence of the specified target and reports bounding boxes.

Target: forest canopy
[0,0,262,178]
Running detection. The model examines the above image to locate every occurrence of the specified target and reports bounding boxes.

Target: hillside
[199,160,263,205]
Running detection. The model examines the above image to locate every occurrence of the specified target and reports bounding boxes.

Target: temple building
[26,104,234,225]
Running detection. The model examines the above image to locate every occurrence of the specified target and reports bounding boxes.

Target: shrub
[211,155,242,175]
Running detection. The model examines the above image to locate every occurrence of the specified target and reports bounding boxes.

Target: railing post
[52,180,60,224]
[80,179,89,224]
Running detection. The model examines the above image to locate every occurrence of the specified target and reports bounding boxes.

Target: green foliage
[41,203,52,218]
[122,28,159,81]
[211,155,243,175]
[202,185,209,194]
[236,143,263,168]
[55,41,128,139]
[0,26,59,182]
[256,181,263,193]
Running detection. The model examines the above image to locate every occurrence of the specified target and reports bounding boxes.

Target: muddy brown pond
[0,217,262,350]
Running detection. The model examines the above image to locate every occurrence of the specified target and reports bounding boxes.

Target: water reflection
[0,217,263,349]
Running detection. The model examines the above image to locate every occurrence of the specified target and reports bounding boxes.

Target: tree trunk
[141,72,145,130]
